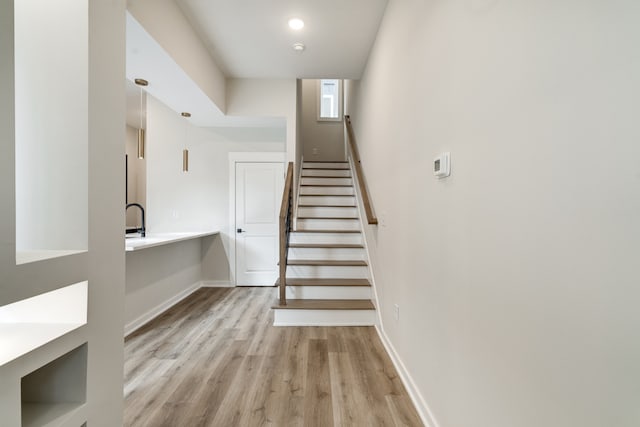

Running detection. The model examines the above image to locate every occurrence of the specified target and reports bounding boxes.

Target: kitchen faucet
[126,203,146,237]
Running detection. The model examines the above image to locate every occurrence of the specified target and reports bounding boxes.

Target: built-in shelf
[21,344,87,427]
[16,250,87,265]
[0,323,84,367]
[125,231,219,252]
[22,403,86,427]
[0,282,87,367]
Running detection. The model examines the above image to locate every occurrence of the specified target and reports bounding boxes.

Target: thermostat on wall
[433,152,450,178]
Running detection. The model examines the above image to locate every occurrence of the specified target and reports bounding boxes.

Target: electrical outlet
[312,147,319,155]
[394,304,400,321]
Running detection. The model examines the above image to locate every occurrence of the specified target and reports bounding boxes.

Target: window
[317,79,342,121]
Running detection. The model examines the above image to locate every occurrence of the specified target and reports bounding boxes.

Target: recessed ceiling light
[288,18,304,30]
[292,42,305,52]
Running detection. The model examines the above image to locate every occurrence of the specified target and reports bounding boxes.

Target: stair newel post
[279,162,294,305]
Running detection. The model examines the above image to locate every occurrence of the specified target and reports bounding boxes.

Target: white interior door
[235,162,284,286]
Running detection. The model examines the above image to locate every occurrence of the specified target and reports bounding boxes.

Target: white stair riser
[303,162,350,169]
[302,169,351,177]
[301,177,353,186]
[288,247,365,260]
[287,265,368,279]
[274,309,375,326]
[297,218,360,231]
[300,186,354,196]
[289,233,363,245]
[298,206,359,218]
[283,286,371,300]
[298,196,356,206]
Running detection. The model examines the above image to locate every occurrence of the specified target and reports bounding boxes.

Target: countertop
[125,231,219,252]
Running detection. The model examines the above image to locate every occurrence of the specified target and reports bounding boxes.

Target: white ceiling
[177,0,388,79]
[126,1,387,128]
[126,13,285,128]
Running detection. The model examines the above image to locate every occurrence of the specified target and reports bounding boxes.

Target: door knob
[237,228,244,233]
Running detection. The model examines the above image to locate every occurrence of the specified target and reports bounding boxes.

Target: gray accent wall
[301,79,346,162]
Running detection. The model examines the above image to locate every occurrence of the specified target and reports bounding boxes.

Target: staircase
[272,161,376,326]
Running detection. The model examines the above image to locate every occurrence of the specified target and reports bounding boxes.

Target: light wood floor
[124,287,423,427]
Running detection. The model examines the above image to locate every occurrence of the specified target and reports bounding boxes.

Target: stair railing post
[279,162,294,305]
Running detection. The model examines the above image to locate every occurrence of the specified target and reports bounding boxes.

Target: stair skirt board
[289,233,363,245]
[280,285,371,300]
[303,162,350,169]
[299,186,355,196]
[301,169,352,177]
[298,197,356,207]
[296,219,361,231]
[288,247,366,260]
[273,309,375,326]
[286,265,369,279]
[297,206,359,218]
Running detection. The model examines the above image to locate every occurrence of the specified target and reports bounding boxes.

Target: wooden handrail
[278,162,294,305]
[344,115,378,225]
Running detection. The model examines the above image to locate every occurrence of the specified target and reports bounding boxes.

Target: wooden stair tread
[301,184,353,187]
[302,167,350,172]
[297,216,359,220]
[298,205,357,208]
[301,177,352,180]
[276,278,370,286]
[302,167,350,170]
[302,168,351,171]
[298,194,355,197]
[302,175,352,179]
[272,299,374,310]
[292,229,361,233]
[289,243,364,248]
[287,259,367,266]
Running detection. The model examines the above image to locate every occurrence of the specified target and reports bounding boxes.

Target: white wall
[301,79,345,161]
[127,0,226,112]
[146,95,215,234]
[351,1,640,427]
[125,240,200,330]
[145,94,285,283]
[146,95,284,233]
[86,1,127,424]
[125,125,146,227]
[226,78,297,162]
[1,0,126,425]
[14,0,88,252]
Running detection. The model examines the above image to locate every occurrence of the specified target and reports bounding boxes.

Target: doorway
[229,153,285,286]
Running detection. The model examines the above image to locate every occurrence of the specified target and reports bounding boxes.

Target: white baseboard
[124,282,201,337]
[201,280,234,287]
[375,325,440,427]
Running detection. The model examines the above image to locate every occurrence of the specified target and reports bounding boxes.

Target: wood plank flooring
[124,287,423,427]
